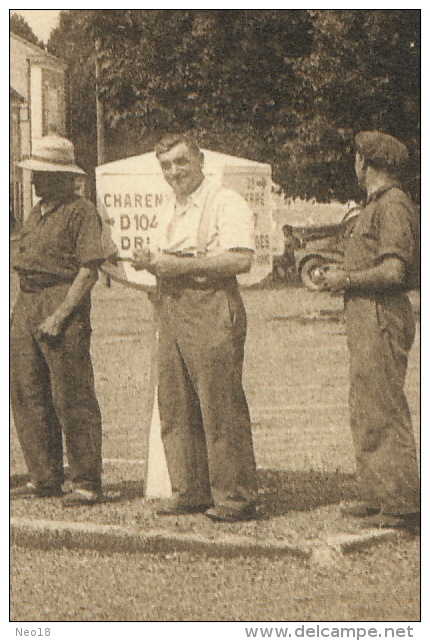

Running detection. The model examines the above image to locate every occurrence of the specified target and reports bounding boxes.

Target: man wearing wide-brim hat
[10,134,106,506]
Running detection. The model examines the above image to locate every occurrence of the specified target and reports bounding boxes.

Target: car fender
[294,249,344,271]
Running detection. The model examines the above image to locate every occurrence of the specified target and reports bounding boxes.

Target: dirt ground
[9,277,421,622]
[10,540,420,622]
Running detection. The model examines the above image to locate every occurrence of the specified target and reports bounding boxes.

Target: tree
[287,9,420,200]
[48,9,420,203]
[48,10,313,183]
[48,11,98,180]
[10,12,45,49]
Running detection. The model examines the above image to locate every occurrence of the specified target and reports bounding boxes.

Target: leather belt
[159,275,238,293]
[18,272,73,293]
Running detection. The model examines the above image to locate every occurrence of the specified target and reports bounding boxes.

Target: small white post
[145,333,172,499]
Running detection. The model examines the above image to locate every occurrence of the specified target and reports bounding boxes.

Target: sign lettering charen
[103,192,164,209]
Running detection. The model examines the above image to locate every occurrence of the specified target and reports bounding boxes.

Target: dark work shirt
[13,195,106,280]
[343,185,420,290]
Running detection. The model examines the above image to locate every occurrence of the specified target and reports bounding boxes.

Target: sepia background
[9,8,421,626]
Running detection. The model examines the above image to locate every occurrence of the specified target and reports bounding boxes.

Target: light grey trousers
[157,281,258,508]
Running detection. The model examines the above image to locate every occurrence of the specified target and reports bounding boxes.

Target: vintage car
[293,207,361,290]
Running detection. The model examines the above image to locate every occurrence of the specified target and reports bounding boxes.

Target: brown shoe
[10,482,64,499]
[362,512,420,530]
[205,504,257,522]
[339,501,380,518]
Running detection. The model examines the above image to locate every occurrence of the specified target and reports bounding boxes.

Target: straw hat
[355,131,409,171]
[18,134,86,175]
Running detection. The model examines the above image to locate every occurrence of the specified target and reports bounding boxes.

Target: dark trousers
[345,292,420,515]
[157,281,258,508]
[10,284,102,490]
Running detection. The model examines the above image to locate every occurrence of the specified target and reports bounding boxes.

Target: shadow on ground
[11,469,361,516]
[257,469,361,518]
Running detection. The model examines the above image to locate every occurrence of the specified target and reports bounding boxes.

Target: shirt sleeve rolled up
[71,200,107,267]
[215,189,255,252]
[374,197,418,270]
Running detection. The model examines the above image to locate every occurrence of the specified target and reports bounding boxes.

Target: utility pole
[94,36,105,166]
[94,35,110,286]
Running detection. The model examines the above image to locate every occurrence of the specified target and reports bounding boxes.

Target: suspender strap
[196,184,220,256]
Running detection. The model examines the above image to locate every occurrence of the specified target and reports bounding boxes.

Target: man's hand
[36,313,65,340]
[320,265,349,293]
[131,248,183,277]
[131,248,153,271]
[34,266,99,343]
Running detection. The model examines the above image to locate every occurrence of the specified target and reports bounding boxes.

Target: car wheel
[299,256,332,290]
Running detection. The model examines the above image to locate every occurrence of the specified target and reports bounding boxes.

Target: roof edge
[10,32,65,67]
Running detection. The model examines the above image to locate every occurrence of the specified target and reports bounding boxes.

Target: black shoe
[205,504,257,522]
[10,482,64,499]
[339,501,380,518]
[362,512,420,530]
[157,502,213,516]
[62,488,102,506]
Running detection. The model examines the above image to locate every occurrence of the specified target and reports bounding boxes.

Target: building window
[42,68,65,136]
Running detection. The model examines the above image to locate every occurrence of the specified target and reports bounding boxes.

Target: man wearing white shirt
[132,133,258,522]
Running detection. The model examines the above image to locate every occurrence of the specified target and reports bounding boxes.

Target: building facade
[10,33,66,227]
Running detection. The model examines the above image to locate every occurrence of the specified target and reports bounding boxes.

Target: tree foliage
[47,9,420,202]
[10,12,45,49]
[48,11,98,174]
[287,10,420,200]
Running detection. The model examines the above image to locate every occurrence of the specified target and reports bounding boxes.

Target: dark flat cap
[355,131,409,170]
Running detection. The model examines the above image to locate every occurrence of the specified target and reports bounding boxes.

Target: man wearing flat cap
[321,131,420,529]
[10,134,106,505]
